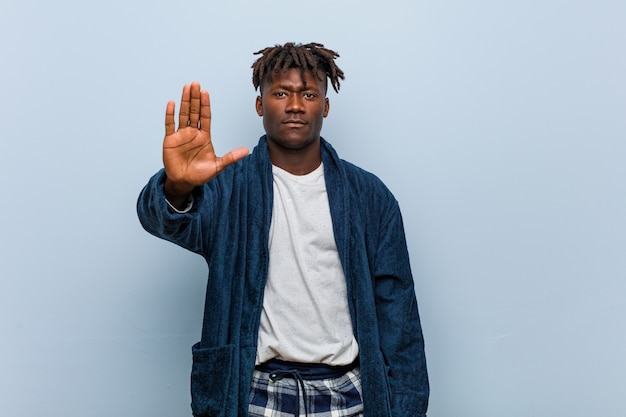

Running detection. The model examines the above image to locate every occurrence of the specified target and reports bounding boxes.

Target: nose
[286,94,305,113]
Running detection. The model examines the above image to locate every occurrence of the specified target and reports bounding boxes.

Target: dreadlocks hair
[251,42,345,94]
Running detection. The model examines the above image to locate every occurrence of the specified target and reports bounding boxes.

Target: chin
[269,134,318,150]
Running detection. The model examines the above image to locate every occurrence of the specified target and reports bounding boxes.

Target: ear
[256,95,263,116]
[323,97,330,118]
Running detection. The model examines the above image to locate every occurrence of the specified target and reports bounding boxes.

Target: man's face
[256,68,329,152]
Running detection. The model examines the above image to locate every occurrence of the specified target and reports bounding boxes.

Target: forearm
[378,283,429,416]
[374,206,429,415]
[137,169,209,254]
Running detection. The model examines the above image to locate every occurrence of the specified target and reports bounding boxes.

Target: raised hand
[162,82,249,206]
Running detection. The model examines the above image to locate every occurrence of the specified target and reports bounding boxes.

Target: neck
[267,138,322,175]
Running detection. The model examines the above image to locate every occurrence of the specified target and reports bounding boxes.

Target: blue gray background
[1,0,624,416]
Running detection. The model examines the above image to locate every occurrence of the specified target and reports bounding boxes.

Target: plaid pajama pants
[248,359,364,417]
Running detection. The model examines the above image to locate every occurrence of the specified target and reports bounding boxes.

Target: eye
[304,93,316,99]
[274,92,287,97]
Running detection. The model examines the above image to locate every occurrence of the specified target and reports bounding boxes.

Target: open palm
[163,82,248,191]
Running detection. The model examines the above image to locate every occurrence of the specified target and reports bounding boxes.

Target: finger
[215,147,250,173]
[178,84,191,129]
[189,82,201,128]
[165,101,176,136]
[199,90,211,134]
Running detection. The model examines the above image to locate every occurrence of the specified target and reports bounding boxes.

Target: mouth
[282,119,307,127]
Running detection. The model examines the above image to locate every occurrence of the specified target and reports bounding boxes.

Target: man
[137,42,428,417]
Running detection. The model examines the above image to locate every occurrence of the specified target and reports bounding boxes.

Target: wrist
[166,194,194,213]
[164,177,195,209]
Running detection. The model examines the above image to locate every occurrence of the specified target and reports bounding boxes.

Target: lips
[282,119,307,126]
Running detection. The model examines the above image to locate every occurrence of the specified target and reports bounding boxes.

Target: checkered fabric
[248,364,364,417]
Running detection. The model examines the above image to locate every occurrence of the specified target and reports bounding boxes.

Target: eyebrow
[274,83,319,91]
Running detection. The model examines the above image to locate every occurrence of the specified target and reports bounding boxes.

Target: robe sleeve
[136,169,214,256]
[374,203,429,416]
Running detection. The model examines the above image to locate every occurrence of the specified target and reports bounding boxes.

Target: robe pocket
[190,343,234,417]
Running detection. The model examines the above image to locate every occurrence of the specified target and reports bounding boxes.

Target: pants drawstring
[255,358,359,417]
[269,368,310,417]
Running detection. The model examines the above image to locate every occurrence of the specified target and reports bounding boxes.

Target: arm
[137,82,249,252]
[374,205,429,416]
[137,169,208,253]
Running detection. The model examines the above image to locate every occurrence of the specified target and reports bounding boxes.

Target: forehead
[262,68,327,91]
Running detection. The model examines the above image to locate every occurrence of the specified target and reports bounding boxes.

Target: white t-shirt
[255,163,359,366]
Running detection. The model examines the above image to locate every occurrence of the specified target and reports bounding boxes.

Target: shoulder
[340,159,396,201]
[337,158,404,231]
[321,138,400,212]
[322,139,392,193]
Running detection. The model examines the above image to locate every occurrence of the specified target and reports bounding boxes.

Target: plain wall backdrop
[1,0,624,416]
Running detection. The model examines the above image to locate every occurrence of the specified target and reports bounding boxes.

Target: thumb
[216,147,250,172]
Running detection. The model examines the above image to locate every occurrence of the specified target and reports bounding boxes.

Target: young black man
[137,42,429,417]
